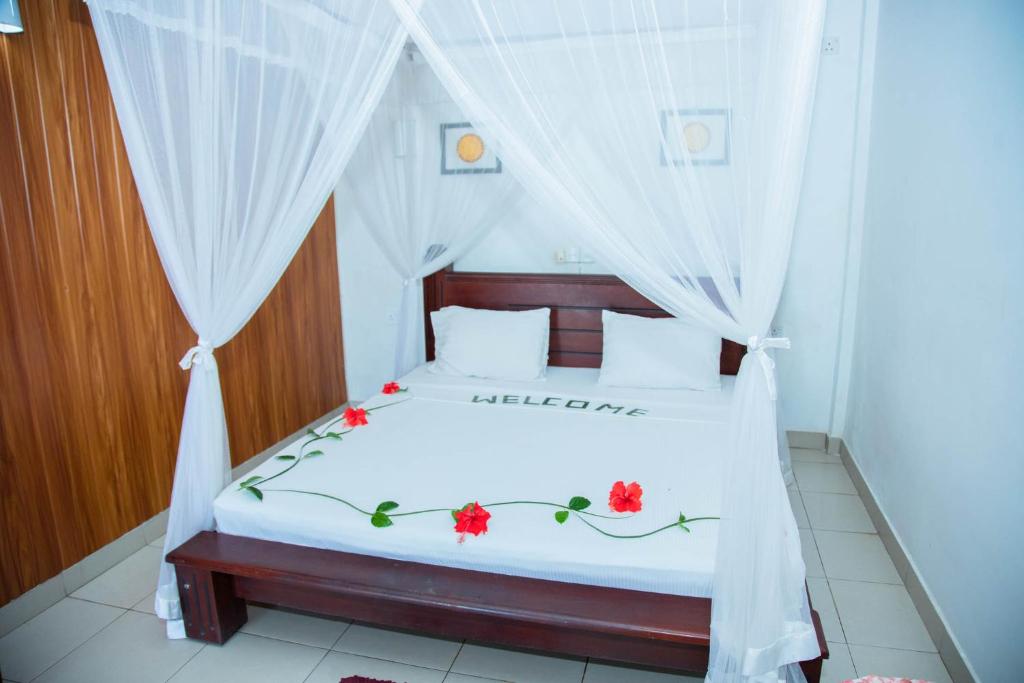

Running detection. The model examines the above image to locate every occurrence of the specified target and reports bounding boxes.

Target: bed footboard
[167,531,827,680]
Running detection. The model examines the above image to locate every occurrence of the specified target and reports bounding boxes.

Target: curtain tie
[179,339,215,370]
[746,335,790,400]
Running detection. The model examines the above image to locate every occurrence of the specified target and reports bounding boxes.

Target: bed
[167,269,827,680]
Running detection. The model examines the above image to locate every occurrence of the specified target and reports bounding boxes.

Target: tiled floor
[0,448,953,683]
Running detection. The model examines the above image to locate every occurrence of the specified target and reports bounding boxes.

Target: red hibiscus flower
[343,407,368,427]
[454,502,490,542]
[608,480,643,513]
[382,381,401,395]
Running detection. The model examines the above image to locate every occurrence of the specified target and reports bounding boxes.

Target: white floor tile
[814,530,901,584]
[0,598,123,683]
[0,575,65,639]
[61,529,147,595]
[830,580,936,652]
[34,610,203,683]
[71,545,163,608]
[790,449,839,464]
[848,645,952,683]
[807,578,844,643]
[333,623,461,670]
[584,661,702,682]
[132,591,157,616]
[444,673,510,683]
[305,651,446,683]
[167,633,325,683]
[821,642,857,683]
[802,492,876,533]
[789,489,809,529]
[800,530,824,578]
[793,462,858,495]
[240,605,349,650]
[452,644,585,683]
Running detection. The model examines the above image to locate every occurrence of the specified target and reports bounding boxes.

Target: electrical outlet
[822,36,839,55]
[555,247,595,264]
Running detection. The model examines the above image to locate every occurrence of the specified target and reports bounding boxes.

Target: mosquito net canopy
[85,2,825,681]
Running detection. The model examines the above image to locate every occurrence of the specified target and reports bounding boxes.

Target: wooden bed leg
[800,607,829,683]
[176,565,247,644]
[799,654,824,683]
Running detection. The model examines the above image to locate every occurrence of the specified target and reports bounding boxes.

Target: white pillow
[598,310,721,390]
[429,306,550,381]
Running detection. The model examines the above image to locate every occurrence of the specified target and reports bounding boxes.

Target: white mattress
[213,365,734,598]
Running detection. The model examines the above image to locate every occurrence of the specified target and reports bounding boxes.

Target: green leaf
[304,450,325,458]
[451,502,472,521]
[678,513,687,524]
[306,428,320,438]
[238,475,262,489]
[275,455,296,461]
[324,432,343,440]
[554,510,569,524]
[679,524,691,533]
[246,486,264,501]
[370,512,393,528]
[376,501,399,513]
[568,496,591,511]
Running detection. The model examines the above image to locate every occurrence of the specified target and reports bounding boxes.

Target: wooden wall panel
[0,1,347,605]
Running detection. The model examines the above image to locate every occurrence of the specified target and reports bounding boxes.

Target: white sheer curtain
[338,50,522,377]
[87,0,406,638]
[389,1,824,680]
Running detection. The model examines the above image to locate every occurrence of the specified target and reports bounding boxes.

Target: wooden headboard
[423,269,746,375]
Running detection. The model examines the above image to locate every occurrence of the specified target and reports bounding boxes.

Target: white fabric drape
[388,1,825,680]
[87,0,406,638]
[338,51,522,377]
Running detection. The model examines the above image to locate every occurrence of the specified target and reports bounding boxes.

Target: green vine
[237,389,718,539]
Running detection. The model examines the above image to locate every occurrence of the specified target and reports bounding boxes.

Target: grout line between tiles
[236,632,331,658]
[25,606,128,683]
[821,573,849,645]
[61,593,146,612]
[299,646,448,673]
[162,639,207,683]
[326,620,352,651]
[300,646,332,683]
[238,627,341,651]
[843,640,945,656]
[444,640,465,676]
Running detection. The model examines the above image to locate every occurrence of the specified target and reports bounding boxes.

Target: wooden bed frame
[167,269,827,680]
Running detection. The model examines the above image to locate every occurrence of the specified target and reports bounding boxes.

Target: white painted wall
[777,0,870,434]
[338,1,870,422]
[842,1,1024,680]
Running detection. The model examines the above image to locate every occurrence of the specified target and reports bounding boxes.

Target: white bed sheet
[213,364,733,598]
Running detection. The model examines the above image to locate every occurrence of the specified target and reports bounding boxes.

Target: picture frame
[441,122,502,175]
[660,108,731,167]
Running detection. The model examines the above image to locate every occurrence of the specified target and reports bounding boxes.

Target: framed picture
[660,108,731,166]
[441,122,502,174]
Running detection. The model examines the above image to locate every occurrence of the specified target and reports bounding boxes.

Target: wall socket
[822,36,840,55]
[554,247,595,264]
